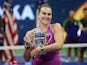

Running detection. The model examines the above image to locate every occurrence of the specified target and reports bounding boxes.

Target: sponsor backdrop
[0,0,86,45]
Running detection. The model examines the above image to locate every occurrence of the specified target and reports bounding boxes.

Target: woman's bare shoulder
[52,23,62,29]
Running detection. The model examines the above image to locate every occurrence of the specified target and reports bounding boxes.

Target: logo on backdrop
[0,4,35,20]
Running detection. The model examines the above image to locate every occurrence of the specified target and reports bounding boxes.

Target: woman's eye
[43,12,46,15]
[48,13,51,16]
[42,12,51,16]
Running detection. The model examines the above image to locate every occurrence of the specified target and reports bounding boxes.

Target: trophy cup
[33,27,47,55]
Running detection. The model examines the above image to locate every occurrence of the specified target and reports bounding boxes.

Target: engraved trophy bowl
[33,29,46,48]
[33,28,47,55]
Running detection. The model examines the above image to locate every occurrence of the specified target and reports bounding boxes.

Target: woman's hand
[23,31,34,47]
[30,46,41,58]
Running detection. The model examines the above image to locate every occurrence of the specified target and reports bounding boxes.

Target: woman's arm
[29,23,64,58]
[42,23,64,52]
[23,29,35,62]
[23,46,32,62]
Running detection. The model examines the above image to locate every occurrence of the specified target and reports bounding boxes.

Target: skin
[69,10,75,20]
[65,10,78,60]
[62,10,75,41]
[23,6,64,62]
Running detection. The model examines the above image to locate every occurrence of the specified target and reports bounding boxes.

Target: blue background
[0,0,87,45]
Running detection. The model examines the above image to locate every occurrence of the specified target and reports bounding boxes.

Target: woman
[23,4,64,65]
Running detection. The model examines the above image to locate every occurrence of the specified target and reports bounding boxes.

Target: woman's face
[38,7,52,25]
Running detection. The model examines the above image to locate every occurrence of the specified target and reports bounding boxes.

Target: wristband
[39,45,46,55]
[24,42,31,49]
[25,46,30,49]
[40,46,44,51]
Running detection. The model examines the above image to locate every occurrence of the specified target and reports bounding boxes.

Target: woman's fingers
[23,32,34,43]
[23,32,34,48]
[23,36,30,43]
[30,46,41,58]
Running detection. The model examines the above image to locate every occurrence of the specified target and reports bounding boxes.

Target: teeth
[44,19,48,22]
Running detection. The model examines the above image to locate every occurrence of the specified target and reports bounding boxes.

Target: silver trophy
[33,27,46,47]
[33,27,47,55]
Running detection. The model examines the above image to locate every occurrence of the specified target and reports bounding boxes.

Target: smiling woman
[23,4,64,65]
